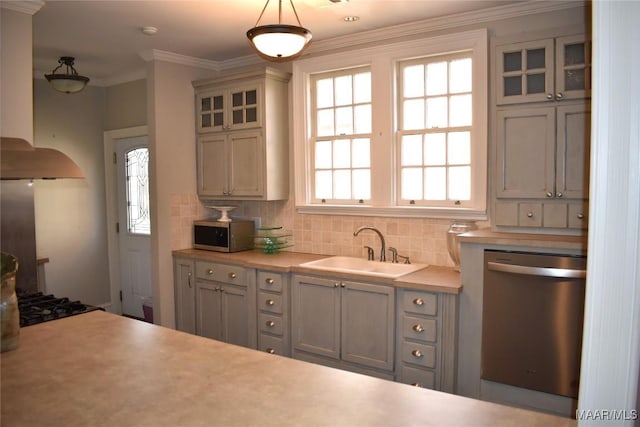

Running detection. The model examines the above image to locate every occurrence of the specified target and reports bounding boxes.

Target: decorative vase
[1,252,20,352]
[446,221,477,271]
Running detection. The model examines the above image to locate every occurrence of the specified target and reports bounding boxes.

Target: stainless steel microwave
[193,220,254,252]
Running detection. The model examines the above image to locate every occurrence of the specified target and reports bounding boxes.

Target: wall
[104,79,147,131]
[33,79,111,305]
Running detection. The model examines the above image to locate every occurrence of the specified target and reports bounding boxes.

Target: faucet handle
[388,247,399,263]
[364,246,375,261]
[398,254,411,264]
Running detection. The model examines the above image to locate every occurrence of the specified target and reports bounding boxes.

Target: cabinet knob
[546,93,554,100]
[527,212,534,218]
[577,213,585,219]
[266,299,275,306]
[266,348,276,354]
[207,269,214,275]
[266,320,276,327]
[411,349,423,358]
[334,282,340,288]
[220,287,225,292]
[265,278,275,285]
[214,286,220,291]
[546,192,553,198]
[411,382,422,387]
[555,92,564,100]
[412,324,425,333]
[228,272,237,279]
[557,192,563,198]
[413,298,424,306]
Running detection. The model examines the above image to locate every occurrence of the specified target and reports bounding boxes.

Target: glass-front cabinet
[198,84,261,132]
[496,35,591,105]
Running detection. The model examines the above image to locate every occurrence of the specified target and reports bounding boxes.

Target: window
[311,68,372,203]
[125,147,150,235]
[398,54,473,206]
[293,29,487,218]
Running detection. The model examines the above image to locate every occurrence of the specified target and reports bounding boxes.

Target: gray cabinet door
[196,281,223,341]
[197,134,227,197]
[291,275,341,360]
[556,103,590,199]
[341,281,395,371]
[221,283,250,347]
[228,131,263,197]
[496,106,555,199]
[174,258,195,334]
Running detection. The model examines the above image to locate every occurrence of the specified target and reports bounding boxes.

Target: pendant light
[247,0,312,61]
[44,56,90,94]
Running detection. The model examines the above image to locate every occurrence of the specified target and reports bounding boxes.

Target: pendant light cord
[253,0,303,27]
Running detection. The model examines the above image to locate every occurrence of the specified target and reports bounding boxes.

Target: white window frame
[293,29,488,219]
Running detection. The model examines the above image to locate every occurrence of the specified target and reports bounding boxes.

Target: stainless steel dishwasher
[481,249,586,398]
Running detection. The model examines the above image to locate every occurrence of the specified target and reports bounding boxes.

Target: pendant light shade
[247,0,312,61]
[44,56,90,94]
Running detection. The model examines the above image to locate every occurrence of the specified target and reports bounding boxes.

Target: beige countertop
[1,311,575,427]
[173,249,462,294]
[458,228,587,252]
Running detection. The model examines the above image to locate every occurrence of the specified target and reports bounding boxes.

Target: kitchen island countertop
[1,311,575,426]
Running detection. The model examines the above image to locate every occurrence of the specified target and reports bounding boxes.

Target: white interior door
[116,136,152,318]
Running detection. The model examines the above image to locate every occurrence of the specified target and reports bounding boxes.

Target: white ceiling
[32,0,515,86]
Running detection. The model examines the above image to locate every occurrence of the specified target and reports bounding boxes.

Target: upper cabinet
[496,35,591,105]
[193,67,290,201]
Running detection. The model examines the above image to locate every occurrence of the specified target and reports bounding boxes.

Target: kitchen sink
[299,256,427,279]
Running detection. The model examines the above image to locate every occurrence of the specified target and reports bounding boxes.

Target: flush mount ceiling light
[246,0,312,61]
[44,56,90,94]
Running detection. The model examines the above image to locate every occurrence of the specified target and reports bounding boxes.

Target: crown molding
[303,0,585,56]
[0,0,44,15]
[139,49,222,72]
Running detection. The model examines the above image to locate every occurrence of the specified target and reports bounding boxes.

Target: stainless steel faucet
[353,226,386,262]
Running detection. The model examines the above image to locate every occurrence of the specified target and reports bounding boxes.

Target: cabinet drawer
[196,262,245,284]
[259,312,284,335]
[258,291,283,314]
[402,291,437,316]
[400,365,436,389]
[518,203,543,227]
[401,341,436,368]
[402,316,436,343]
[259,334,285,355]
[258,271,283,292]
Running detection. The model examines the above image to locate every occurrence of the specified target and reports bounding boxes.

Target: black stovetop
[17,291,102,327]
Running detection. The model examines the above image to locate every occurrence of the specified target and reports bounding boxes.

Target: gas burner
[17,291,102,327]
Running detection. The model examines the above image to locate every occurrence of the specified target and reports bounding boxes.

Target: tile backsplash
[171,193,482,267]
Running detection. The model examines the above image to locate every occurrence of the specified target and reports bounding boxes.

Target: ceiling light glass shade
[247,0,312,61]
[247,24,312,59]
[45,57,90,94]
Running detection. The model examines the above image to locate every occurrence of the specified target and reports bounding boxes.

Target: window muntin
[311,68,372,203]
[398,54,474,206]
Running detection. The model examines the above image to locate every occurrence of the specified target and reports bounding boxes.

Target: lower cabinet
[256,269,290,356]
[395,288,458,392]
[194,260,256,349]
[173,257,195,334]
[291,274,395,378]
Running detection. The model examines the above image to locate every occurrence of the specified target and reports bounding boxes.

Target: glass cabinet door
[229,86,260,129]
[496,39,554,104]
[555,35,591,101]
[198,90,226,132]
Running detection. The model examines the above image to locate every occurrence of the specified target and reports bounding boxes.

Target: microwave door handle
[487,261,586,279]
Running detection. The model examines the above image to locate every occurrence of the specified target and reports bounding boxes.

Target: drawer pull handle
[228,272,236,279]
[412,349,423,358]
[411,382,422,387]
[266,299,275,306]
[266,320,275,327]
[266,348,275,354]
[266,278,275,285]
[412,324,424,333]
[207,269,214,275]
[413,298,424,306]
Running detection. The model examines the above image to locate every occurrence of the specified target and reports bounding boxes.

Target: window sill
[295,204,487,221]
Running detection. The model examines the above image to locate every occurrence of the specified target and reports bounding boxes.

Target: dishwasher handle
[487,261,586,279]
